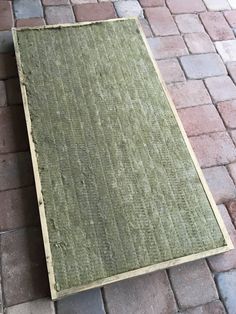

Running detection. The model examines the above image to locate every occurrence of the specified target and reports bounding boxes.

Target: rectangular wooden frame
[12,18,234,300]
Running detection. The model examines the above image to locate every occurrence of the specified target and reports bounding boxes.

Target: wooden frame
[12,18,234,300]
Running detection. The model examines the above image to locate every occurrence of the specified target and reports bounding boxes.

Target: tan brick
[168,80,211,109]
[145,7,179,36]
[178,105,225,137]
[157,58,185,83]
[217,100,236,128]
[74,3,116,21]
[200,12,234,41]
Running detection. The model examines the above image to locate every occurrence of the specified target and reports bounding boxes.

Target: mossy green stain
[16,20,225,292]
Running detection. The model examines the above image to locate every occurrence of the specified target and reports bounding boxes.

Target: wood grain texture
[12,18,233,299]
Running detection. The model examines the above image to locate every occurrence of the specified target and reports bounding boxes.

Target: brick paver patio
[1,0,236,313]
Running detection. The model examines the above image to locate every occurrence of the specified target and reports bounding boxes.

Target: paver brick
[1,227,49,306]
[139,0,165,7]
[180,54,227,79]
[217,100,236,128]
[215,270,236,314]
[190,132,236,168]
[74,3,116,21]
[169,259,218,310]
[13,0,44,19]
[0,106,28,153]
[178,105,225,137]
[179,300,226,314]
[231,129,236,145]
[148,36,188,59]
[104,271,177,314]
[71,0,97,3]
[145,7,179,36]
[226,200,236,227]
[0,31,13,53]
[203,167,236,203]
[0,81,7,106]
[200,12,234,41]
[0,54,17,80]
[0,1,14,31]
[114,0,143,18]
[0,186,39,232]
[166,0,206,14]
[139,18,153,38]
[203,0,231,10]
[184,33,215,54]
[5,78,22,105]
[208,204,236,272]
[228,0,236,9]
[227,62,236,84]
[168,80,211,109]
[45,6,75,24]
[0,152,34,191]
[215,40,236,63]
[224,10,236,28]
[228,162,236,185]
[42,0,69,5]
[57,289,105,314]
[16,18,46,27]
[205,76,236,102]
[175,14,204,34]
[157,58,185,83]
[6,299,55,314]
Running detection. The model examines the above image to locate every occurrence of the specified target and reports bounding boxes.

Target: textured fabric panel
[15,19,225,293]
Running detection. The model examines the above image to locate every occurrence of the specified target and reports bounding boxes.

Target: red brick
[104,271,177,314]
[224,10,236,28]
[208,205,236,272]
[0,54,17,80]
[184,32,215,54]
[157,58,185,83]
[0,80,7,106]
[166,0,206,14]
[175,14,204,33]
[228,162,236,184]
[71,0,97,3]
[0,1,14,31]
[148,36,188,60]
[0,152,34,191]
[205,76,236,103]
[0,106,28,153]
[74,3,116,22]
[190,132,236,168]
[139,18,153,38]
[178,105,225,137]
[217,100,236,128]
[16,18,46,27]
[45,5,75,24]
[42,0,69,5]
[1,227,49,306]
[168,80,211,109]
[179,300,226,314]
[5,78,22,105]
[145,7,179,36]
[227,62,236,84]
[139,0,165,7]
[203,167,236,203]
[200,12,234,41]
[169,259,218,309]
[227,200,236,228]
[0,186,39,231]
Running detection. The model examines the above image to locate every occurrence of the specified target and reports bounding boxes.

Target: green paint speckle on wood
[16,19,225,293]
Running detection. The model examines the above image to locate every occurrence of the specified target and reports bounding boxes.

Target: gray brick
[169,260,218,309]
[215,40,236,63]
[104,271,177,314]
[179,300,226,314]
[6,299,55,314]
[180,53,226,79]
[45,6,75,24]
[13,0,43,19]
[205,76,236,102]
[0,31,13,53]
[114,1,143,18]
[56,289,105,314]
[215,270,236,314]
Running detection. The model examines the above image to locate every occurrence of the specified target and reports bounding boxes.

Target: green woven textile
[15,19,227,296]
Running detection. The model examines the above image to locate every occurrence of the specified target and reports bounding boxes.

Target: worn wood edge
[12,28,58,300]
[12,17,234,300]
